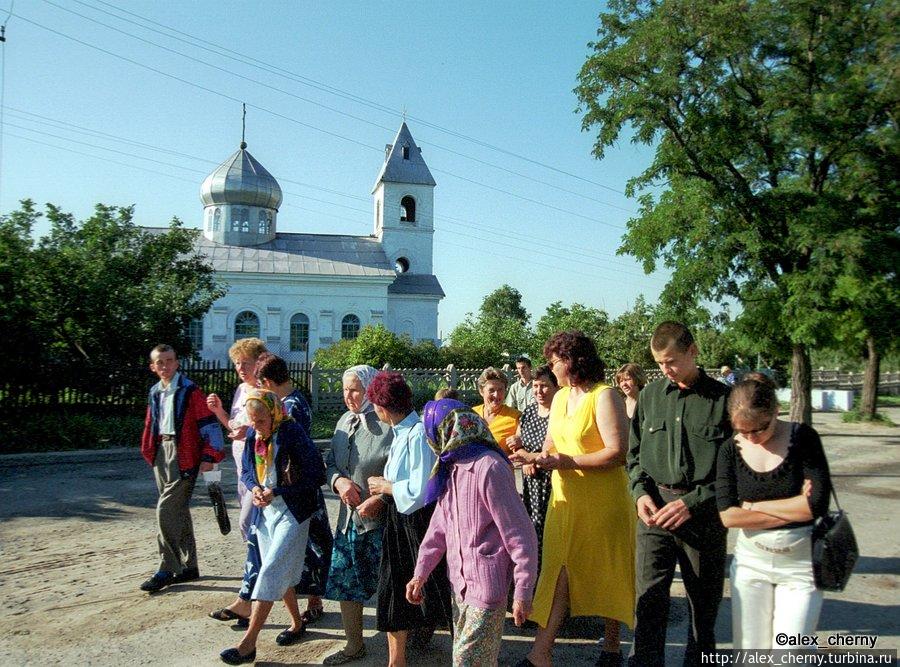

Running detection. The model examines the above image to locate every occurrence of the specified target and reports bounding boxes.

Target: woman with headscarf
[407,399,538,666]
[365,371,453,667]
[321,365,394,666]
[218,390,326,665]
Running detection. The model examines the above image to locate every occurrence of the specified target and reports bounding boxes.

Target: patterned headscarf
[422,399,509,506]
[245,389,289,484]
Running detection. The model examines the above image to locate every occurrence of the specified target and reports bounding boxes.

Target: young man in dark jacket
[140,344,225,592]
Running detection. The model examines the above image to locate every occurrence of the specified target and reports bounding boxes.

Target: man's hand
[653,498,691,530]
[512,599,532,626]
[368,476,392,496]
[199,462,214,473]
[636,494,659,527]
[405,576,425,605]
[335,477,362,508]
[356,495,385,519]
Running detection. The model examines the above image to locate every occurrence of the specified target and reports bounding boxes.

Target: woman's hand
[356,495,385,519]
[335,477,362,508]
[522,463,537,477]
[227,424,249,441]
[534,452,574,470]
[506,434,523,452]
[512,599,532,626]
[368,476,392,496]
[405,576,425,605]
[207,393,223,413]
[509,448,537,466]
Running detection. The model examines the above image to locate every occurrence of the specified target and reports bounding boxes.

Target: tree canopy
[1,200,223,388]
[576,0,899,422]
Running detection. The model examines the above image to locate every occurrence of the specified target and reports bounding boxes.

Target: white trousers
[731,526,823,649]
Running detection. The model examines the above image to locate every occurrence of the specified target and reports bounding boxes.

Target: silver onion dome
[200,142,283,210]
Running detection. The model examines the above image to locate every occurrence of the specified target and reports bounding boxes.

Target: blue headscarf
[422,398,509,505]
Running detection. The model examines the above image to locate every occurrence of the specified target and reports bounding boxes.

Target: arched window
[240,208,250,233]
[401,144,410,160]
[213,207,221,231]
[341,314,360,340]
[258,210,272,235]
[290,313,310,351]
[205,209,213,231]
[187,318,204,351]
[234,311,260,340]
[400,196,416,223]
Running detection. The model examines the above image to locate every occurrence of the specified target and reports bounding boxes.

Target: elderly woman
[207,337,268,539]
[614,362,647,420]
[209,354,330,629]
[473,366,520,455]
[366,371,452,667]
[505,364,558,572]
[512,331,634,667]
[219,390,326,665]
[716,373,832,649]
[408,399,538,666]
[322,365,393,666]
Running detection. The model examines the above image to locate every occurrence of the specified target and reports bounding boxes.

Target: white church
[185,122,444,363]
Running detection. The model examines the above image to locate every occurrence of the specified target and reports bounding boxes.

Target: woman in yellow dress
[511,330,635,667]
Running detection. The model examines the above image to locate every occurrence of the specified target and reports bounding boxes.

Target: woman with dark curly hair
[365,371,452,667]
[512,331,635,667]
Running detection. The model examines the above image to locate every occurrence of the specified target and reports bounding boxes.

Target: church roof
[372,122,436,192]
[200,143,283,210]
[388,273,445,297]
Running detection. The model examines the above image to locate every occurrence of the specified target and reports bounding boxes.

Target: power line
[68,0,630,198]
[33,1,636,216]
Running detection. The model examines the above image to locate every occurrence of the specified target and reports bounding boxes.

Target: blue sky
[0,0,669,336]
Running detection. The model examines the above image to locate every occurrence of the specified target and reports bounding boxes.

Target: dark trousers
[630,491,727,667]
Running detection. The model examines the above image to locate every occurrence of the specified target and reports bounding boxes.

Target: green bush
[0,413,146,453]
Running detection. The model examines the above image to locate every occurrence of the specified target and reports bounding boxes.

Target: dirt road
[0,410,897,665]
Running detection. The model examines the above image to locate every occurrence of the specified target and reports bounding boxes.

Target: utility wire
[0,0,12,208]
[69,0,629,198]
[5,105,656,274]
[34,1,636,215]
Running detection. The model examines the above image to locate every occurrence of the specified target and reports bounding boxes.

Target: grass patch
[0,413,146,454]
[841,410,896,426]
[878,395,900,407]
[311,411,342,440]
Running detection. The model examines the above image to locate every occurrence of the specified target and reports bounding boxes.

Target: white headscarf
[343,364,379,415]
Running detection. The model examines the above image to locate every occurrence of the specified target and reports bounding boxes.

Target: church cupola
[200,138,282,247]
[372,122,436,275]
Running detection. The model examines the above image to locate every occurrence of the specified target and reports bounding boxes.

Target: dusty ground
[0,410,897,666]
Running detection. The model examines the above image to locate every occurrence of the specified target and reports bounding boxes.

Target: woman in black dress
[507,364,558,572]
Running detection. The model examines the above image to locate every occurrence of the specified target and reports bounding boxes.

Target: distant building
[162,123,444,363]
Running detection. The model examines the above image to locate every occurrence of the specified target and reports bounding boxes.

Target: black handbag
[811,487,858,591]
[207,481,232,536]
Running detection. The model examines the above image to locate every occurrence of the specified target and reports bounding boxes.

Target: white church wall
[377,182,435,275]
[387,294,441,344]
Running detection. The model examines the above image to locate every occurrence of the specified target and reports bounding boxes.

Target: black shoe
[219,647,256,665]
[173,567,200,583]
[140,571,175,592]
[275,625,306,646]
[595,650,623,666]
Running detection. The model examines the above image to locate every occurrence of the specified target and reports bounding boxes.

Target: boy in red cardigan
[140,344,225,593]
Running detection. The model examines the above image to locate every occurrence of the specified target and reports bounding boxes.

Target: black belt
[657,483,691,494]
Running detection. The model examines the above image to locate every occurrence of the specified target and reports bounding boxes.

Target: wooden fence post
[310,362,319,412]
[447,364,457,390]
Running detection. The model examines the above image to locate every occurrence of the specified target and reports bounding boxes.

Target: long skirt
[251,502,309,602]
[376,500,452,633]
[325,522,384,603]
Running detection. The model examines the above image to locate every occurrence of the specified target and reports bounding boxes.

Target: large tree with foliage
[8,201,224,390]
[314,325,441,369]
[576,0,898,423]
[444,286,534,368]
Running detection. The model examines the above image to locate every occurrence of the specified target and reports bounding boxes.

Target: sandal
[300,606,323,624]
[208,608,249,623]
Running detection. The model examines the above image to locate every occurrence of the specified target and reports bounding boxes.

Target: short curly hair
[543,330,604,386]
[229,337,267,362]
[366,371,413,415]
[477,366,508,392]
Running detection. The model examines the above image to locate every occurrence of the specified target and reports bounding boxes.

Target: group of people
[139,320,834,666]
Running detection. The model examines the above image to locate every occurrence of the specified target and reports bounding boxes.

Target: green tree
[313,325,443,369]
[479,285,530,325]
[603,296,658,369]
[576,0,898,424]
[534,301,610,360]
[27,202,223,389]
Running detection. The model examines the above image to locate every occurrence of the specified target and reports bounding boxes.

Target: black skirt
[376,499,453,633]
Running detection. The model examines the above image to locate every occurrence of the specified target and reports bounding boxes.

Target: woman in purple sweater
[406,399,538,666]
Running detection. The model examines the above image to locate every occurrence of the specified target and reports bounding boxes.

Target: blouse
[473,404,521,455]
[715,422,832,529]
[384,411,437,515]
